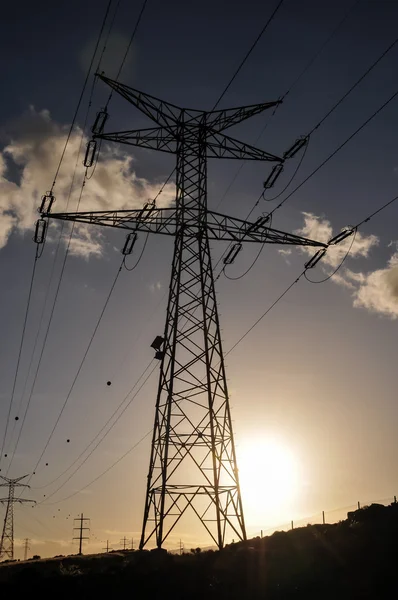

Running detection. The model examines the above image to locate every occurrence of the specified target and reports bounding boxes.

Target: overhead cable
[34,359,155,490]
[50,0,113,193]
[270,84,398,217]
[212,0,285,110]
[0,246,39,467]
[26,257,125,482]
[37,362,157,503]
[105,0,149,108]
[41,429,153,506]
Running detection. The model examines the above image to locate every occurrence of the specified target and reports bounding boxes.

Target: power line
[213,2,362,266]
[34,359,155,491]
[224,186,398,353]
[37,362,157,504]
[223,244,265,281]
[105,0,149,108]
[308,32,398,136]
[7,0,119,472]
[15,1,151,478]
[50,0,113,193]
[304,229,357,284]
[354,192,398,230]
[26,258,125,481]
[123,233,149,271]
[248,28,398,221]
[0,245,39,468]
[285,0,360,97]
[225,270,306,358]
[39,267,308,505]
[42,429,153,506]
[269,83,398,217]
[212,0,285,110]
[7,138,90,474]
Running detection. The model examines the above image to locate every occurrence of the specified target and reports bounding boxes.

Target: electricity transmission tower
[0,475,35,560]
[23,537,30,561]
[41,74,326,550]
[73,513,90,555]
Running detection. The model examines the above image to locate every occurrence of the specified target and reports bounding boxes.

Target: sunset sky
[1,0,398,559]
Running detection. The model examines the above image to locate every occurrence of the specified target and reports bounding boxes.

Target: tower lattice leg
[140,134,246,550]
[0,486,14,559]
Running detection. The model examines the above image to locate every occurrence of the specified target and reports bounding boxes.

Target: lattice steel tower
[0,475,35,560]
[41,75,325,550]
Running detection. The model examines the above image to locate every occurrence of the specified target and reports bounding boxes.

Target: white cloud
[294,212,398,319]
[0,107,175,257]
[350,250,398,319]
[295,212,378,268]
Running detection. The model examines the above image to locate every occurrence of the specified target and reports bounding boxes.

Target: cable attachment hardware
[263,163,284,189]
[91,109,109,136]
[223,243,242,265]
[139,200,157,221]
[245,215,271,235]
[33,218,47,244]
[38,192,55,214]
[83,140,97,167]
[283,136,308,160]
[328,228,355,245]
[304,248,327,269]
[122,232,138,255]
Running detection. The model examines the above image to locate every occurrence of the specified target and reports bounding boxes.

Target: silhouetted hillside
[1,502,398,599]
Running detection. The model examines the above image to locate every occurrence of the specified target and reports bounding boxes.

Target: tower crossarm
[43,207,326,248]
[204,101,282,132]
[96,126,177,153]
[206,211,328,247]
[0,498,35,504]
[0,475,29,486]
[44,207,178,235]
[206,131,283,161]
[98,74,181,132]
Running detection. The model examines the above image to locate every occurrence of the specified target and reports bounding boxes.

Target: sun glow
[237,437,301,527]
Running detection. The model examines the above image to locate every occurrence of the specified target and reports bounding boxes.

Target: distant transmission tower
[23,537,30,561]
[0,475,35,560]
[40,75,325,550]
[73,513,90,555]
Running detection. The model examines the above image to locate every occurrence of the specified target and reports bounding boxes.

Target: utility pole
[73,514,90,555]
[120,536,128,550]
[179,539,183,555]
[131,537,134,550]
[103,540,112,553]
[0,475,35,560]
[41,75,326,550]
[23,538,30,561]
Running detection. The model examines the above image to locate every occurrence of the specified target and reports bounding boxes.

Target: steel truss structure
[43,75,326,550]
[0,475,35,559]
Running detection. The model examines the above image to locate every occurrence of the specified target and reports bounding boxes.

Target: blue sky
[1,0,398,557]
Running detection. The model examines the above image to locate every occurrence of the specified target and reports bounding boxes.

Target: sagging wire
[49,0,113,195]
[222,213,273,281]
[0,239,43,469]
[35,361,157,502]
[27,255,125,480]
[123,233,150,272]
[304,228,357,284]
[105,0,149,109]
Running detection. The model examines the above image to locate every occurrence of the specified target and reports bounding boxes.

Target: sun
[237,436,301,527]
